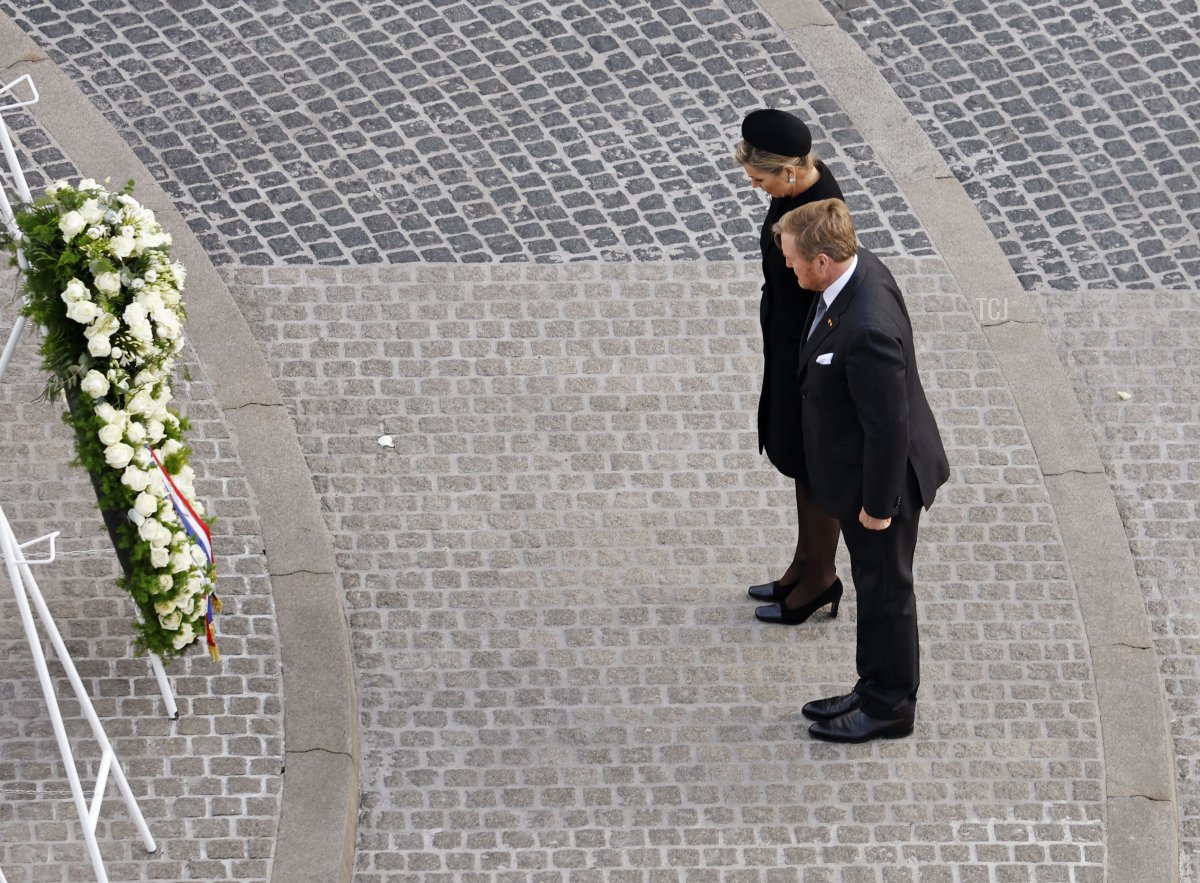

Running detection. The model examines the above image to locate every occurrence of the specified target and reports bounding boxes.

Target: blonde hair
[772,199,857,261]
[734,140,815,175]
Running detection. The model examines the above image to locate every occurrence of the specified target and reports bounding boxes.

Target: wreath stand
[0,75,160,881]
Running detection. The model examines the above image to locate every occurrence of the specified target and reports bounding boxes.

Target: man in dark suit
[773,199,950,743]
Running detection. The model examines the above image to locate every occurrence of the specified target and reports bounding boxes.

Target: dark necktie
[806,295,829,341]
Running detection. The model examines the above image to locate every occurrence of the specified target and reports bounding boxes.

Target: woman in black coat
[737,109,845,624]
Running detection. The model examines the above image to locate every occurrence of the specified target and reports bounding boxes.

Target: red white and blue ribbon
[148,445,220,658]
[148,446,213,565]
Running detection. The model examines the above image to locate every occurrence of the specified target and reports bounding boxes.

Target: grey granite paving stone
[0,305,283,883]
[224,261,1106,882]
[1034,288,1200,881]
[0,0,934,266]
[828,0,1200,291]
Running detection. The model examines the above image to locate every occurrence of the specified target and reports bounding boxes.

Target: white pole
[5,514,157,853]
[0,508,111,882]
[148,651,179,719]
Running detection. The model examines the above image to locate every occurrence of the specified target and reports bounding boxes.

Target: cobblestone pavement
[224,261,1105,881]
[0,0,932,265]
[2,0,1198,880]
[1035,288,1200,876]
[827,0,1200,292]
[0,310,284,882]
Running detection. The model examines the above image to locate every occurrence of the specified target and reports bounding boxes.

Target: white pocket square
[816,352,834,365]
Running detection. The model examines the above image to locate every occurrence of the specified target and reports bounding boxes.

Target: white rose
[177,593,196,615]
[126,509,145,526]
[77,178,98,191]
[46,179,67,196]
[151,547,170,569]
[158,574,173,591]
[80,369,109,399]
[138,518,161,542]
[87,226,105,239]
[85,311,118,335]
[58,211,85,240]
[128,389,155,415]
[109,235,136,259]
[121,465,152,492]
[170,551,191,573]
[129,319,154,342]
[94,271,121,294]
[79,198,104,224]
[145,419,165,443]
[94,402,118,423]
[98,423,124,446]
[126,421,146,443]
[87,335,112,358]
[154,597,177,617]
[171,623,195,650]
[160,609,182,630]
[61,278,89,303]
[134,492,158,517]
[190,545,209,567]
[65,299,100,324]
[104,442,134,469]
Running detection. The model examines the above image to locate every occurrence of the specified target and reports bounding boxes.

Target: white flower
[134,492,159,517]
[128,389,155,415]
[121,465,152,494]
[94,271,121,294]
[109,234,136,259]
[171,623,195,650]
[87,335,112,358]
[170,551,191,573]
[160,609,182,630]
[77,178,98,191]
[151,547,170,569]
[79,198,105,224]
[98,423,124,446]
[58,211,86,240]
[85,313,119,340]
[94,402,119,423]
[190,545,209,567]
[80,369,109,399]
[177,592,196,615]
[158,574,173,591]
[87,226,105,239]
[104,442,134,469]
[133,446,153,468]
[138,518,161,543]
[46,179,67,196]
[126,421,147,444]
[154,597,177,617]
[145,419,165,443]
[65,299,100,324]
[127,509,145,526]
[61,278,89,303]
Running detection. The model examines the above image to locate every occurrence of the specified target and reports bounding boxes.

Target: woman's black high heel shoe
[747,577,799,603]
[754,578,843,625]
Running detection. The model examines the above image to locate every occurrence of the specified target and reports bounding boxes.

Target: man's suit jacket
[796,248,949,523]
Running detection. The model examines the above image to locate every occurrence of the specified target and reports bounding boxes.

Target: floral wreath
[2,178,219,659]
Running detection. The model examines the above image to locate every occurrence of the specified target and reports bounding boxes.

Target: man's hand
[859,507,892,531]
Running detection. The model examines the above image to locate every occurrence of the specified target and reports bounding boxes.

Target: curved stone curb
[763,2,1179,880]
[0,16,357,883]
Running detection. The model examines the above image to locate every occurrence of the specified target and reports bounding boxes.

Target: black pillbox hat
[741,109,812,158]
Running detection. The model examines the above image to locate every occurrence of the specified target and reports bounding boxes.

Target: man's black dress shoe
[802,691,861,721]
[754,578,842,625]
[747,578,799,603]
[808,707,915,743]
